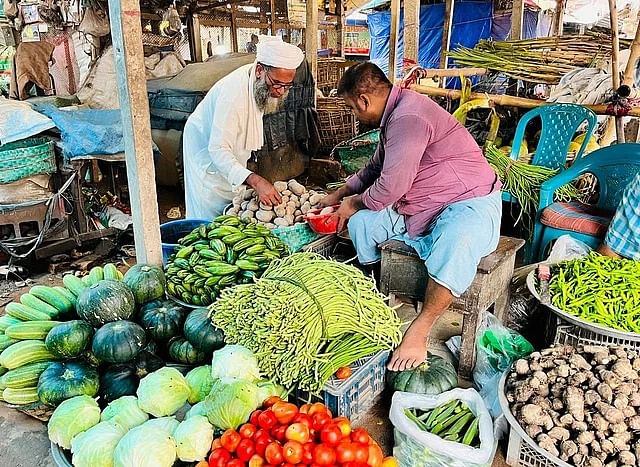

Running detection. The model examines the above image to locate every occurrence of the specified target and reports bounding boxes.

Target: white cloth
[183,63,263,220]
[256,35,304,70]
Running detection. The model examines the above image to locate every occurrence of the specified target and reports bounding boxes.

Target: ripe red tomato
[335,366,353,379]
[351,428,370,446]
[283,440,304,464]
[220,429,242,453]
[333,417,352,438]
[211,438,222,450]
[271,425,288,442]
[250,409,263,426]
[312,412,332,431]
[292,413,313,428]
[368,444,384,467]
[320,424,343,447]
[208,447,231,467]
[313,444,337,465]
[239,423,258,439]
[263,396,282,408]
[353,444,369,463]
[336,441,357,463]
[249,454,266,467]
[265,441,284,465]
[258,410,278,430]
[285,422,311,444]
[236,438,256,462]
[308,402,328,416]
[272,401,299,425]
[227,460,245,467]
[302,442,315,464]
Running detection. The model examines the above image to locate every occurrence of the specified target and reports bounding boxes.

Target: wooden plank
[270,0,277,35]
[189,13,203,62]
[439,0,455,86]
[609,0,625,143]
[404,0,420,65]
[230,5,239,53]
[108,0,163,266]
[388,0,400,81]
[623,21,640,86]
[511,0,525,40]
[306,0,319,79]
[553,0,565,37]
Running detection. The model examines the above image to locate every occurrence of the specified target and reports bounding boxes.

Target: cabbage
[137,367,191,417]
[113,424,177,467]
[186,401,210,419]
[211,345,261,383]
[185,365,215,404]
[174,415,214,462]
[71,421,127,467]
[48,395,101,449]
[205,379,260,429]
[142,416,180,436]
[256,380,287,404]
[101,396,149,431]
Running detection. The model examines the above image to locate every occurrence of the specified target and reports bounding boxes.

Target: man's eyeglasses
[265,72,294,91]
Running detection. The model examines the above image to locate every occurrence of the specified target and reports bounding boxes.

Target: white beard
[254,77,289,114]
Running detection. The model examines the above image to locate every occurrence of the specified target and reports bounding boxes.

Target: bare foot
[387,321,430,371]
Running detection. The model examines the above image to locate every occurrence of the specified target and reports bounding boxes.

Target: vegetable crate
[505,427,571,467]
[290,350,388,423]
[552,317,640,351]
[301,234,337,258]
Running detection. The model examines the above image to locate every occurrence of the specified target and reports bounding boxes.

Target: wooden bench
[379,236,525,379]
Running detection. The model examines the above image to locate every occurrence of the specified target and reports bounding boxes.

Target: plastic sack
[0,98,55,145]
[546,234,591,263]
[389,389,496,467]
[473,312,533,417]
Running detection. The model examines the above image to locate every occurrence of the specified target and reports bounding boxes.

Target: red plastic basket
[305,205,340,234]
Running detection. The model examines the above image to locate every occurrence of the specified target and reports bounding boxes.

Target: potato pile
[228,179,324,229]
[506,345,640,467]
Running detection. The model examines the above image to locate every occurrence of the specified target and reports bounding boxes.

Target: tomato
[299,403,312,414]
[239,423,258,439]
[283,440,304,464]
[367,444,384,467]
[227,460,245,467]
[302,442,315,464]
[292,413,313,428]
[208,447,231,467]
[221,429,242,453]
[272,401,299,425]
[331,416,351,438]
[249,454,266,467]
[265,441,284,465]
[263,396,282,408]
[353,444,369,463]
[335,366,353,379]
[285,422,311,444]
[381,457,399,467]
[250,409,263,426]
[237,438,256,462]
[308,402,328,416]
[258,410,278,430]
[351,428,370,446]
[336,441,357,463]
[320,424,343,447]
[312,412,332,431]
[313,444,337,465]
[211,438,222,450]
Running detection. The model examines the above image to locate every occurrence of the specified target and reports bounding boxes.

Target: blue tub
[160,218,209,265]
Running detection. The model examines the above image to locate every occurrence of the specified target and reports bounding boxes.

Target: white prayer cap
[256,35,304,70]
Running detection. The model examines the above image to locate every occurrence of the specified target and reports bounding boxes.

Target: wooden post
[623,21,640,86]
[188,13,203,62]
[107,0,163,266]
[388,0,401,81]
[609,0,625,143]
[553,0,565,37]
[306,0,319,79]
[336,0,345,57]
[439,0,454,86]
[270,0,277,35]
[404,0,420,65]
[511,0,524,40]
[230,6,239,53]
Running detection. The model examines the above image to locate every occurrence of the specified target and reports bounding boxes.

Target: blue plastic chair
[529,143,640,262]
[503,103,598,203]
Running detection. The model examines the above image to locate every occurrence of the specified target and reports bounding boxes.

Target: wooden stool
[379,236,525,379]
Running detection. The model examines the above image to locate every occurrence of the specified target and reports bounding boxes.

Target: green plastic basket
[332,129,380,174]
[0,137,55,184]
[272,222,319,253]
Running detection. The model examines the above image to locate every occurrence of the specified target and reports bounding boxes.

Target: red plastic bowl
[305,205,340,234]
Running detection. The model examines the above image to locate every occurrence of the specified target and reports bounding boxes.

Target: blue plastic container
[160,219,209,265]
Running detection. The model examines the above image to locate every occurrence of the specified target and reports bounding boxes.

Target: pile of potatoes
[228,179,324,229]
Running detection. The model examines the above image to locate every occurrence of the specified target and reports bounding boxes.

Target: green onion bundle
[549,252,640,334]
[210,253,402,393]
[485,144,581,227]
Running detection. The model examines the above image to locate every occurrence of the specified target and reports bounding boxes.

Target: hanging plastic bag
[389,389,496,467]
[546,234,591,263]
[473,312,533,417]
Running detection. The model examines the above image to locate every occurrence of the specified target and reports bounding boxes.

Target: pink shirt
[345,86,500,237]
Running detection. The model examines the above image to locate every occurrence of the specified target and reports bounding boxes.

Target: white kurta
[183,63,264,220]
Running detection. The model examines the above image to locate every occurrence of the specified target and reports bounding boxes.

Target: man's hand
[332,195,364,232]
[246,173,281,206]
[319,190,343,208]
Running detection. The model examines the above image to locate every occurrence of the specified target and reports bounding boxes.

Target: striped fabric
[540,201,613,237]
[605,172,640,260]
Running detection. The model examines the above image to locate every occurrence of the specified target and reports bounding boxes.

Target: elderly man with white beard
[183,36,305,219]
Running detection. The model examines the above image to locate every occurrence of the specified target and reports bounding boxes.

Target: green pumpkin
[387,354,458,394]
[168,337,208,365]
[99,351,164,402]
[37,361,99,406]
[123,264,166,305]
[183,308,225,353]
[45,320,94,359]
[139,300,185,342]
[76,280,135,327]
[92,321,146,364]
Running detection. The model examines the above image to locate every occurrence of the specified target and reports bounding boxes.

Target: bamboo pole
[306,0,318,79]
[388,0,400,81]
[553,0,565,37]
[622,20,640,86]
[511,0,525,40]
[410,84,640,117]
[439,0,455,86]
[404,0,420,65]
[609,0,625,143]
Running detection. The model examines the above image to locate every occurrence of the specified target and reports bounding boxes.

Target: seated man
[597,172,640,260]
[321,62,502,371]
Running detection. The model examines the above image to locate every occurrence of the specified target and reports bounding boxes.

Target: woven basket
[332,129,380,174]
[317,58,348,95]
[317,97,359,155]
[0,138,55,184]
[272,222,319,253]
[12,401,55,422]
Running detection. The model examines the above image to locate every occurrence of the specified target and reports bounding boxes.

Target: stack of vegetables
[403,400,480,447]
[548,252,640,334]
[164,214,287,307]
[212,252,403,393]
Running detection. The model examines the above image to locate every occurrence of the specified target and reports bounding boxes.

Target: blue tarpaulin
[491,9,539,40]
[368,0,493,81]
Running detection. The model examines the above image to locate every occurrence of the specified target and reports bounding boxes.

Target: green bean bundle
[549,252,640,333]
[485,145,581,227]
[211,253,402,392]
